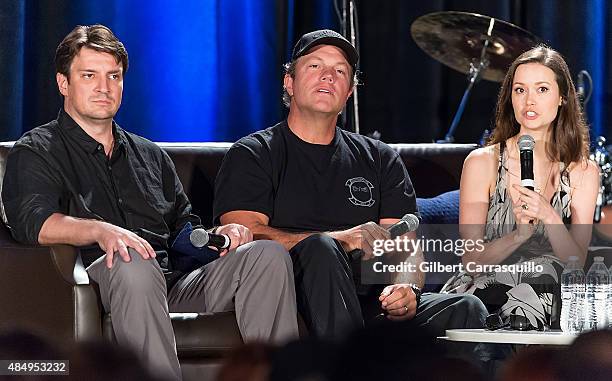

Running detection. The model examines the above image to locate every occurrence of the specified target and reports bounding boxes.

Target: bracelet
[409,284,422,307]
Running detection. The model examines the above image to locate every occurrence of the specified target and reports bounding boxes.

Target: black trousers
[290,234,488,340]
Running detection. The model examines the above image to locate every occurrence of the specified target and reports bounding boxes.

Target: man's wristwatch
[409,284,422,308]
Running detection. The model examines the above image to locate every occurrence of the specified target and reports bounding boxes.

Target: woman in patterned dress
[441,46,599,329]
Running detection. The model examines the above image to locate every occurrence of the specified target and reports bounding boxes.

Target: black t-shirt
[213,121,417,232]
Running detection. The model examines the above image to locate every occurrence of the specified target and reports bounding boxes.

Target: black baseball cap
[291,29,359,70]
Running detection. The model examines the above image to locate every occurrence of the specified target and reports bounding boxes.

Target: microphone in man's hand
[518,135,535,191]
[351,213,420,261]
[388,213,420,238]
[189,228,231,250]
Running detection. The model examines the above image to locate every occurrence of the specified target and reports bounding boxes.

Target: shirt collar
[282,120,340,148]
[57,109,127,154]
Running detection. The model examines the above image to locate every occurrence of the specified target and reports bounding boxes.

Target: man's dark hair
[55,24,128,81]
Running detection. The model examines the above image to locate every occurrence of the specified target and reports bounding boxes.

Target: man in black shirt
[2,25,298,380]
[214,30,488,340]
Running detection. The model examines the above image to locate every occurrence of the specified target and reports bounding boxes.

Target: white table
[441,329,578,345]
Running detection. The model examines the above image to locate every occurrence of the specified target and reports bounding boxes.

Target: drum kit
[410,11,540,143]
[410,11,612,225]
[591,137,612,228]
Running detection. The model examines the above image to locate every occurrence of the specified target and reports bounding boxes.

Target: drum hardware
[591,137,610,223]
[410,11,541,143]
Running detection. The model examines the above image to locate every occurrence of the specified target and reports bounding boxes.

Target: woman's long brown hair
[488,45,590,170]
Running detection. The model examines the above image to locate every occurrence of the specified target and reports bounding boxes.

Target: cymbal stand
[438,17,495,143]
[339,0,360,134]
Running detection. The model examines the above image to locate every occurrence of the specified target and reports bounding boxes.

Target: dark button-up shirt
[2,110,199,249]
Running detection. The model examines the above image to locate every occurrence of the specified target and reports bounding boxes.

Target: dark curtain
[1,1,25,140]
[357,0,610,143]
[1,0,610,144]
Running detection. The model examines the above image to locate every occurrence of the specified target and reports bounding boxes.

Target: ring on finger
[404,305,409,313]
[521,203,529,210]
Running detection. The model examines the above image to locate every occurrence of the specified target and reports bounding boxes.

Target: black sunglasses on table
[484,313,547,332]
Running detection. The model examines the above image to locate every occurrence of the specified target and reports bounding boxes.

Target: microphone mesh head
[518,135,535,151]
[189,229,209,248]
[402,214,420,231]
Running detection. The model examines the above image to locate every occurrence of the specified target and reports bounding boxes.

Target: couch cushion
[103,311,242,358]
[416,190,462,292]
[417,189,460,225]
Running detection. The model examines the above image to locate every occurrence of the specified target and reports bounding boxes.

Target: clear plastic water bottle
[608,264,612,329]
[573,277,586,333]
[560,256,584,333]
[584,257,609,331]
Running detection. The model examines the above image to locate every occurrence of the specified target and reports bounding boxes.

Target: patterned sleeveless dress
[441,141,572,329]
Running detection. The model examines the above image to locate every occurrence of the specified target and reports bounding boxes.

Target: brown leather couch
[0,141,476,380]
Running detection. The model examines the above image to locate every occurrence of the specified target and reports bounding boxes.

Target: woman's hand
[511,196,536,242]
[512,184,559,225]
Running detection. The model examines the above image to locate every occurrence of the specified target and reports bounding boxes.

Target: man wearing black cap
[214,30,488,339]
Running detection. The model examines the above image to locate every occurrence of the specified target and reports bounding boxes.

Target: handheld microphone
[388,213,420,238]
[595,190,603,223]
[518,135,535,191]
[189,228,231,250]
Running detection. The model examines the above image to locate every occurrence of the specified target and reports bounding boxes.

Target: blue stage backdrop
[529,0,607,140]
[68,0,285,142]
[1,1,610,143]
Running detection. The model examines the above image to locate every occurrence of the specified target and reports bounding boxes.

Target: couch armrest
[0,224,101,342]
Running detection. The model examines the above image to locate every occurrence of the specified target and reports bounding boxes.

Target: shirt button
[118,198,123,205]
[97,145,103,151]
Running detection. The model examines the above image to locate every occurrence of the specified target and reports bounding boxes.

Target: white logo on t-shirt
[345,177,375,207]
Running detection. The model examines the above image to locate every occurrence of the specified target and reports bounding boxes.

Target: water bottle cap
[594,256,604,261]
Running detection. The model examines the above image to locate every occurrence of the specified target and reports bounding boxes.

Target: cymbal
[411,11,541,82]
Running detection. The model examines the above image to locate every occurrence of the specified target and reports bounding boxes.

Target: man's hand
[215,223,253,256]
[328,222,389,260]
[94,222,156,269]
[379,284,417,321]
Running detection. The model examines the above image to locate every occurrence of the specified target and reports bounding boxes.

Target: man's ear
[346,86,354,101]
[56,73,69,96]
[283,74,294,97]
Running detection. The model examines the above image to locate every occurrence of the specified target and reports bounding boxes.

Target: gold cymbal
[411,11,542,82]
